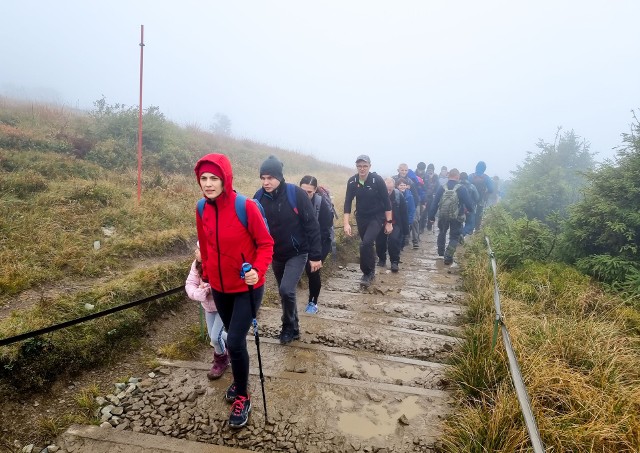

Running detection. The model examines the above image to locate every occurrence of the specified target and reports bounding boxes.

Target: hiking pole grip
[240,262,268,423]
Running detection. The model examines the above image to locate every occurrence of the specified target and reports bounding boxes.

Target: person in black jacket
[255,156,322,344]
[343,155,393,287]
[299,175,335,314]
[428,168,474,265]
[375,177,409,273]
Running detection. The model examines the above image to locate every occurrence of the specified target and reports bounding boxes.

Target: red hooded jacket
[195,153,273,293]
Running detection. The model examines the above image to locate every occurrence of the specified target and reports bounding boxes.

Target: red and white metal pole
[137,25,145,204]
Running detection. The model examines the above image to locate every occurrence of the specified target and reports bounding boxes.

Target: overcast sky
[2,0,639,178]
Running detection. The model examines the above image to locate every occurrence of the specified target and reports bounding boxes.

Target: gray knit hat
[259,155,284,181]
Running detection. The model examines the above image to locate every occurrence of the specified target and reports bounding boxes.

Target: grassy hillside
[0,96,353,389]
[0,96,352,297]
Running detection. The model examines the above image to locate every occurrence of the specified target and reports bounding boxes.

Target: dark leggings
[212,285,264,398]
[304,251,329,303]
[305,261,321,303]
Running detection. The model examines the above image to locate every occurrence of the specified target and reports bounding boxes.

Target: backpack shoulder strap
[235,194,248,229]
[393,188,401,208]
[197,197,206,218]
[313,193,322,219]
[235,193,270,232]
[285,183,299,215]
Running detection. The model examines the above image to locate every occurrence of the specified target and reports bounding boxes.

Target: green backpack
[438,183,463,221]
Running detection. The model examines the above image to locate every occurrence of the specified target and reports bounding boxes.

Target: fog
[2,0,639,179]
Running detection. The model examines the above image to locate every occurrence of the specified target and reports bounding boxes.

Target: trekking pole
[240,262,268,424]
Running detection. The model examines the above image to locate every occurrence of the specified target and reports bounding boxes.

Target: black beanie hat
[259,155,284,181]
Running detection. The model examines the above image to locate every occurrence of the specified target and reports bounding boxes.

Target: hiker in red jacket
[194,153,274,429]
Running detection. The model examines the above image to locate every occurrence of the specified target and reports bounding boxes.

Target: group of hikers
[344,155,495,285]
[184,152,496,429]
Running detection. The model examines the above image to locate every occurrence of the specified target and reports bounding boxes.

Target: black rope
[0,286,184,347]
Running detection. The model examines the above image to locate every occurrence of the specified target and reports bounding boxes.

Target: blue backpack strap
[285,183,298,215]
[197,197,206,218]
[253,199,269,232]
[235,194,248,228]
[235,192,270,232]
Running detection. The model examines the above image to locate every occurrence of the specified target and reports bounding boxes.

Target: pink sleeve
[185,262,210,303]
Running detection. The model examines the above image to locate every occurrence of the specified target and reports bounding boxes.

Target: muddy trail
[58,233,465,453]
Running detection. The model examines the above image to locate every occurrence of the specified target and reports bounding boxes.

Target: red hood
[194,153,234,200]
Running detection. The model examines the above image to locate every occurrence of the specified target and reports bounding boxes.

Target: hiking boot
[207,350,230,380]
[444,256,453,265]
[377,259,386,267]
[225,382,238,403]
[305,301,318,314]
[390,262,399,273]
[228,395,251,429]
[459,235,465,245]
[426,221,433,231]
[280,330,295,344]
[412,242,419,249]
[360,272,375,288]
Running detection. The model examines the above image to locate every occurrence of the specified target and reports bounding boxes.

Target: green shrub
[482,206,556,269]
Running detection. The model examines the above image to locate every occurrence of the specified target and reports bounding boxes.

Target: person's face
[194,248,202,262]
[356,161,370,178]
[261,175,281,193]
[300,183,316,199]
[427,169,434,176]
[398,166,409,177]
[398,182,408,192]
[385,179,395,194]
[199,172,224,200]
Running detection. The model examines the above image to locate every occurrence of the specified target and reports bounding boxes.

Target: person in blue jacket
[396,177,416,250]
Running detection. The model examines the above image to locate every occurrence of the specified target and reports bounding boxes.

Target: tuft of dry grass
[157,324,206,361]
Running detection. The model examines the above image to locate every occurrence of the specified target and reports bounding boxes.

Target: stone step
[257,306,459,362]
[325,274,465,300]
[304,304,461,336]
[58,424,252,452]
[162,358,448,399]
[315,291,463,329]
[202,337,449,390]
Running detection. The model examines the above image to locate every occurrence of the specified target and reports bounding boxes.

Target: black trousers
[355,214,385,275]
[437,217,462,259]
[375,223,402,263]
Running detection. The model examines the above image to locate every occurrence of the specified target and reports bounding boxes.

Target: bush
[482,206,556,269]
